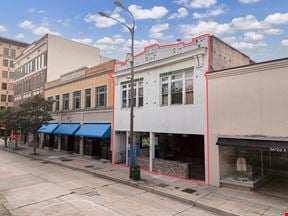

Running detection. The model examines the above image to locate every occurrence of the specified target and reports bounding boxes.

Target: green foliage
[17,95,54,134]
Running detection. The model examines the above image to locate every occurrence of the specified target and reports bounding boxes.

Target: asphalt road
[0,149,219,216]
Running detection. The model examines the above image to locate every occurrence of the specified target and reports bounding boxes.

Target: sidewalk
[1,143,287,216]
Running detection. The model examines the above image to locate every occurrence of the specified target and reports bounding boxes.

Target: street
[0,150,218,216]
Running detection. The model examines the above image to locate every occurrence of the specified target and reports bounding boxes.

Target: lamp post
[99,1,140,180]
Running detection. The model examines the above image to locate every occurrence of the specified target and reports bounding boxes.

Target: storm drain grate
[92,167,102,170]
[84,191,100,197]
[182,188,197,194]
[85,165,94,168]
[60,158,73,162]
[41,161,49,164]
[156,183,169,188]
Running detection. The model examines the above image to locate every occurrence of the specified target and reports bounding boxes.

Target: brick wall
[137,156,189,179]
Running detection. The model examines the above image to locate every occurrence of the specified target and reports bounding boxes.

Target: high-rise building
[14,34,110,105]
[0,36,29,109]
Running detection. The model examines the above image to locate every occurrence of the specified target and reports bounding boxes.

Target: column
[79,137,84,156]
[39,133,44,148]
[149,132,155,172]
[126,132,129,166]
[57,136,61,152]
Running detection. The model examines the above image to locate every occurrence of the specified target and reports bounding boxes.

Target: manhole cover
[182,188,196,194]
[156,183,169,188]
[84,191,99,197]
[85,165,94,168]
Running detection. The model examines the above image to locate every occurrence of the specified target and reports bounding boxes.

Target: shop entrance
[217,137,288,198]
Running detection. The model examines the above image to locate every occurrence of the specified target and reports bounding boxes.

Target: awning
[53,124,80,136]
[217,137,288,151]
[75,123,111,138]
[38,123,59,134]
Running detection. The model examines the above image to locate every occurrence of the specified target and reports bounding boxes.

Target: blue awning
[38,123,59,134]
[53,124,80,136]
[75,123,111,138]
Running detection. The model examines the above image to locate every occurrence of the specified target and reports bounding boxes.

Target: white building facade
[14,34,110,105]
[113,35,252,183]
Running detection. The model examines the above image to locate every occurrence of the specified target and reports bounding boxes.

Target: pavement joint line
[1,147,240,216]
[8,191,74,211]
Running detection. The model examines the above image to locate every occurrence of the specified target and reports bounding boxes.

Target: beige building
[41,60,115,160]
[0,37,28,109]
[14,34,110,105]
[208,58,288,191]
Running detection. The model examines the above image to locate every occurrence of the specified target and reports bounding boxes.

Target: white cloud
[72,38,93,45]
[32,26,60,36]
[281,40,288,47]
[180,21,231,39]
[149,23,170,39]
[28,8,45,13]
[263,28,283,35]
[168,7,188,20]
[19,20,35,30]
[19,20,60,36]
[174,0,217,8]
[0,25,7,32]
[193,5,226,19]
[58,18,71,27]
[264,13,288,25]
[239,0,261,4]
[96,35,126,45]
[244,32,263,41]
[231,41,267,49]
[232,15,268,30]
[15,33,25,39]
[222,36,237,44]
[84,10,125,28]
[128,4,168,20]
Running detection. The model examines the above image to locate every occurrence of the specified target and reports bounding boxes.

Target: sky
[0,0,287,62]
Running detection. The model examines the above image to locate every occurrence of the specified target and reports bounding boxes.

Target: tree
[18,95,53,155]
[0,108,19,148]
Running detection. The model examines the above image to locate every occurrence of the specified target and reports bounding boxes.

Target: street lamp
[99,1,140,180]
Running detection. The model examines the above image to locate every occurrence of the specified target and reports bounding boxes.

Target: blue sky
[0,0,287,62]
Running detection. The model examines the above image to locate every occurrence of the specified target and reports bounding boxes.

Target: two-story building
[14,34,110,105]
[113,34,253,183]
[39,60,115,160]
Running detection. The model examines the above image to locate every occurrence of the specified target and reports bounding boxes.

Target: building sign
[269,147,288,152]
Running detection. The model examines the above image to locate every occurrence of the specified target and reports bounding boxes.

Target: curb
[1,148,238,216]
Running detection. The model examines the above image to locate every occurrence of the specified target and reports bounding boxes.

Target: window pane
[10,60,14,68]
[3,59,8,67]
[85,89,91,108]
[1,95,6,102]
[2,71,8,78]
[3,48,9,56]
[185,79,193,104]
[171,73,182,80]
[161,83,168,105]
[10,49,16,58]
[185,71,193,78]
[171,80,183,104]
[55,95,60,111]
[73,91,81,110]
[1,83,7,90]
[122,90,127,108]
[8,95,13,102]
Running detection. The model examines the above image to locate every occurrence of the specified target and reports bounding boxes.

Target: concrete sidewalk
[1,144,287,216]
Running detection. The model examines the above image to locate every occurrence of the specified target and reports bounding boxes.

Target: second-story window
[95,86,107,108]
[121,80,144,108]
[47,96,53,111]
[85,89,91,108]
[10,49,16,58]
[2,71,8,79]
[62,93,70,111]
[55,95,60,112]
[3,48,9,57]
[160,68,194,106]
[73,91,81,110]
